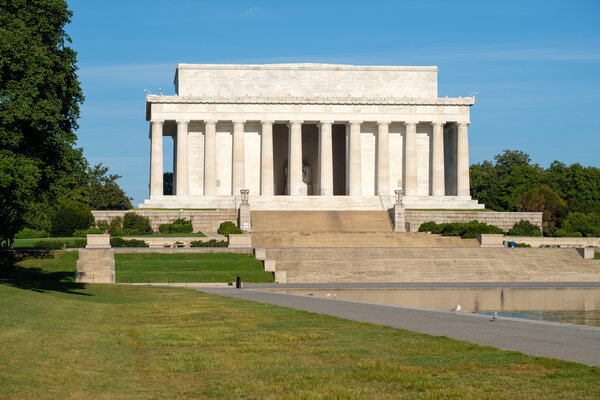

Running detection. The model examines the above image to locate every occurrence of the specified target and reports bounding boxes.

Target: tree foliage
[87,163,132,210]
[470,150,540,211]
[471,150,600,237]
[0,0,86,242]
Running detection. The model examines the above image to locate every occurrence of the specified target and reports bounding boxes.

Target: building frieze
[146,94,475,107]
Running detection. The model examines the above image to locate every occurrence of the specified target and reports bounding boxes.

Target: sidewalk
[197,287,600,366]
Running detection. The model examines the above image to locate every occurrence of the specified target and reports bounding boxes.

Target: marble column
[404,121,418,196]
[260,120,274,196]
[176,120,189,196]
[232,120,245,195]
[319,121,334,196]
[431,121,445,197]
[348,121,362,196]
[150,119,164,198]
[377,121,390,196]
[204,120,217,195]
[288,120,303,196]
[457,122,470,197]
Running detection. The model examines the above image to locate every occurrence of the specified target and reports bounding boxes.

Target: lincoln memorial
[140,63,483,210]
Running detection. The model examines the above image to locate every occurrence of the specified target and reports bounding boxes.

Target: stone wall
[504,236,600,248]
[91,209,238,233]
[405,210,543,232]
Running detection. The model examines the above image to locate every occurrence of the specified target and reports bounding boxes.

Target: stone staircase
[251,210,394,232]
[263,247,599,283]
[251,210,478,248]
[250,210,599,283]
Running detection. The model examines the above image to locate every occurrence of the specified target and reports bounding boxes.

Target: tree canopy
[0,0,86,242]
[470,150,600,236]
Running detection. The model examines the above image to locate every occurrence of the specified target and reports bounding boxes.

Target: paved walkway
[197,287,600,366]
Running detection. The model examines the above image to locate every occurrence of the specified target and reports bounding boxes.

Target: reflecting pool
[259,287,600,327]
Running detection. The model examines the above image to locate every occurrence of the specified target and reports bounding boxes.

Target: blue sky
[67,0,600,205]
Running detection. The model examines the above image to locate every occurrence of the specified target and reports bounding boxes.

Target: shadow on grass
[0,250,91,296]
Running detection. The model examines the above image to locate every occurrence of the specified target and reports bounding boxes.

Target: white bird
[490,312,498,321]
[451,304,461,312]
[325,292,331,297]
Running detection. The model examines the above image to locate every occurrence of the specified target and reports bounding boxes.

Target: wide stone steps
[265,247,584,261]
[263,247,598,283]
[251,210,394,232]
[252,232,478,248]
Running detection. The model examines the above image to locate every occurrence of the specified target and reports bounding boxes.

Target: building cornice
[146,94,475,107]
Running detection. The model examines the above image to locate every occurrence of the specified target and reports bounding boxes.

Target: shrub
[559,212,600,237]
[110,237,149,248]
[15,228,49,239]
[218,221,242,237]
[158,218,194,234]
[106,217,125,236]
[514,242,532,247]
[50,201,94,237]
[418,220,504,238]
[66,239,87,248]
[73,227,105,237]
[122,212,153,235]
[507,220,542,237]
[96,220,109,231]
[32,240,64,249]
[190,239,228,247]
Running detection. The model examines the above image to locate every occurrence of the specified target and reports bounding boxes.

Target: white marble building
[141,63,483,210]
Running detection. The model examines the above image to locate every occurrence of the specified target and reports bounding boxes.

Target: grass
[115,253,273,283]
[0,250,77,281]
[11,233,209,249]
[12,237,83,248]
[595,252,600,260]
[0,280,599,399]
[407,208,492,212]
[125,232,208,237]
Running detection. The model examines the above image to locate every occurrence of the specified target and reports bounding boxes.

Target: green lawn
[0,281,598,399]
[115,253,273,283]
[12,237,83,248]
[124,232,208,237]
[0,250,77,281]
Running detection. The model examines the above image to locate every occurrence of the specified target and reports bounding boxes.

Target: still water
[260,287,600,327]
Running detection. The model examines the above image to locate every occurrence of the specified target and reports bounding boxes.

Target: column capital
[377,120,391,126]
[457,121,471,127]
[150,119,164,125]
[288,120,303,127]
[260,120,274,125]
[431,121,445,127]
[320,120,334,126]
[233,120,246,125]
[404,121,419,127]
[204,119,218,125]
[176,119,190,125]
[348,120,362,126]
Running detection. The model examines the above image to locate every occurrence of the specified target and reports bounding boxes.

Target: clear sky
[67,0,600,206]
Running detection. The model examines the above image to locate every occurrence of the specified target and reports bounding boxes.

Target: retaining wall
[504,236,600,248]
[405,211,543,232]
[91,209,238,233]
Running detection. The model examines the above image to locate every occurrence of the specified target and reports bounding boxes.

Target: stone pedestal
[238,189,251,233]
[76,249,115,283]
[392,190,406,232]
[86,234,111,248]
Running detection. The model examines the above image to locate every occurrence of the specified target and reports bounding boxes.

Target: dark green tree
[87,163,132,210]
[0,0,86,244]
[469,150,540,211]
[516,185,566,225]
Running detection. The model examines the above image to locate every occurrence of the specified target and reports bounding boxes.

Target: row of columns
[149,119,471,198]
